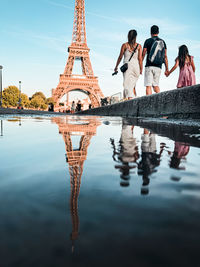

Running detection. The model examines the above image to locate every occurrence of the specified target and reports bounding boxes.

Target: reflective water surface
[0,115,200,267]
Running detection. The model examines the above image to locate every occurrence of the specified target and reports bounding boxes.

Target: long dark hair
[178,45,191,69]
[128,30,137,49]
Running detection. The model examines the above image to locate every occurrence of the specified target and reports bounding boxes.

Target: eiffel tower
[52,117,101,251]
[52,0,104,111]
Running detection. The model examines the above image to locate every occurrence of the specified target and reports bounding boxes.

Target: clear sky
[1,0,200,98]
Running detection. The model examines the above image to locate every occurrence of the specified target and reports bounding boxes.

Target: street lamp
[18,81,22,108]
[0,120,3,137]
[0,65,3,107]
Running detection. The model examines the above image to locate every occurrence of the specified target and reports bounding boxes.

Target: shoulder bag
[120,44,139,73]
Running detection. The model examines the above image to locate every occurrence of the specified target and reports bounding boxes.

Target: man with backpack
[142,25,169,95]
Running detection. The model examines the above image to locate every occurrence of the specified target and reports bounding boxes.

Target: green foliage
[46,97,55,105]
[30,96,43,109]
[2,86,20,107]
[31,92,46,101]
[2,86,48,110]
[40,103,48,110]
[30,96,47,110]
[30,91,48,110]
[21,93,30,108]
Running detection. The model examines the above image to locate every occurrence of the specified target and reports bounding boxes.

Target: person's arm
[138,44,143,74]
[142,47,147,61]
[167,58,179,77]
[191,57,196,72]
[114,44,126,72]
[164,49,169,75]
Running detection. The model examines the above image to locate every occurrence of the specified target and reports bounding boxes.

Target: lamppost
[0,65,3,107]
[0,120,3,137]
[18,81,21,108]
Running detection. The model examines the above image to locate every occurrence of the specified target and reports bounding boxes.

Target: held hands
[165,70,170,77]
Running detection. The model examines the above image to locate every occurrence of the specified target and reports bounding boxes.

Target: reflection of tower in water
[52,117,100,251]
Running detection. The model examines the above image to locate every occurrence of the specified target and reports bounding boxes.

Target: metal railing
[110,92,122,104]
[101,92,122,106]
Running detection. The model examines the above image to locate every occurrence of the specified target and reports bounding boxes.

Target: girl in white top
[114,30,143,99]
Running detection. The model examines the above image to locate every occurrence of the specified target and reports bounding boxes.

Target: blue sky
[1,0,200,98]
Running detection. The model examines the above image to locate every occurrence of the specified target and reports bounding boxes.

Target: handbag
[120,44,139,73]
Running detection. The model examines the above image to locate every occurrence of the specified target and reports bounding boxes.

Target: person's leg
[146,86,152,95]
[153,86,160,93]
[152,67,161,93]
[144,67,153,95]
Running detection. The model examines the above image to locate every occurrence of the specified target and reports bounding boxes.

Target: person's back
[71,101,75,109]
[166,45,196,88]
[144,36,166,69]
[142,25,168,95]
[77,101,82,112]
[114,29,143,99]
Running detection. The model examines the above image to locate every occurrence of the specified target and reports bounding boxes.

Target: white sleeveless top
[123,45,140,98]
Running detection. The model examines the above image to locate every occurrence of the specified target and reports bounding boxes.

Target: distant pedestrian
[114,30,143,99]
[142,25,169,95]
[76,100,82,112]
[71,101,76,113]
[166,45,196,87]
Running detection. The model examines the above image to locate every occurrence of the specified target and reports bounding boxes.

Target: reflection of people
[110,121,139,187]
[138,129,161,195]
[170,142,190,170]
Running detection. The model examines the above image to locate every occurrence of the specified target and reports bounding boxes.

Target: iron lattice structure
[52,0,104,110]
[52,117,101,250]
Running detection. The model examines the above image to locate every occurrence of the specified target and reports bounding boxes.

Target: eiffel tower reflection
[52,116,100,252]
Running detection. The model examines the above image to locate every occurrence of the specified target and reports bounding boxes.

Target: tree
[2,86,48,110]
[30,96,43,109]
[40,103,48,110]
[21,93,30,108]
[30,96,47,110]
[2,86,20,107]
[31,92,46,101]
[46,97,55,105]
[30,92,48,110]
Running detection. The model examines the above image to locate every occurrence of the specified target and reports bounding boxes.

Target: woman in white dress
[114,30,143,99]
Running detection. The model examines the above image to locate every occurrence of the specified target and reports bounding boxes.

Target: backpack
[149,38,165,65]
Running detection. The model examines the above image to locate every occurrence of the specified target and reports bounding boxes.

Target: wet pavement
[0,115,200,267]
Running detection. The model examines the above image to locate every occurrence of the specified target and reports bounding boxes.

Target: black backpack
[149,37,165,65]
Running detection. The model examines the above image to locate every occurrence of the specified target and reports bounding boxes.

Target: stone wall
[79,85,200,119]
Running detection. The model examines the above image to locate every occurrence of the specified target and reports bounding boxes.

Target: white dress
[120,124,138,163]
[123,47,140,98]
